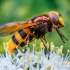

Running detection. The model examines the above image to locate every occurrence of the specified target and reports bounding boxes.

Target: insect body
[0,11,69,53]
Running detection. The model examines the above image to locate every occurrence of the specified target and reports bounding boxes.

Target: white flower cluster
[0,42,70,70]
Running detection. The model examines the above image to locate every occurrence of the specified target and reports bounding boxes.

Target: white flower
[0,42,70,70]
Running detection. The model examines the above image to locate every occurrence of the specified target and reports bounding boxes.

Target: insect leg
[40,37,47,51]
[56,28,69,43]
[40,36,50,59]
[50,26,56,32]
[43,35,47,43]
[23,37,30,53]
[18,37,30,58]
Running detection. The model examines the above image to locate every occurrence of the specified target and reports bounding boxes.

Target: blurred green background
[0,0,70,54]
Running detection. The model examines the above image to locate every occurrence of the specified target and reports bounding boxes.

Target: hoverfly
[0,11,69,53]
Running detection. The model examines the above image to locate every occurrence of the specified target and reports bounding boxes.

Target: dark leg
[40,37,47,51]
[43,35,47,43]
[23,38,30,53]
[18,38,30,58]
[40,36,50,59]
[56,28,69,43]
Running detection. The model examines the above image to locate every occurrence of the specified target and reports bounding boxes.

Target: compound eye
[48,12,59,23]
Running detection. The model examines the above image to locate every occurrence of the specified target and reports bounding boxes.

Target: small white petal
[0,42,70,70]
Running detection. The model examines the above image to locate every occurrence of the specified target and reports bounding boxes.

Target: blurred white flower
[0,42,70,70]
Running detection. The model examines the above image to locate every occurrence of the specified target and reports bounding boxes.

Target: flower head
[0,42,70,70]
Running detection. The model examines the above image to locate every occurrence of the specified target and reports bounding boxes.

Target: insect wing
[0,21,39,36]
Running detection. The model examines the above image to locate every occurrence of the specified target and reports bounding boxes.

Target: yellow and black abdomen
[7,29,28,53]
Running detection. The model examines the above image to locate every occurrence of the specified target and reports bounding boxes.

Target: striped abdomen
[7,29,32,53]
